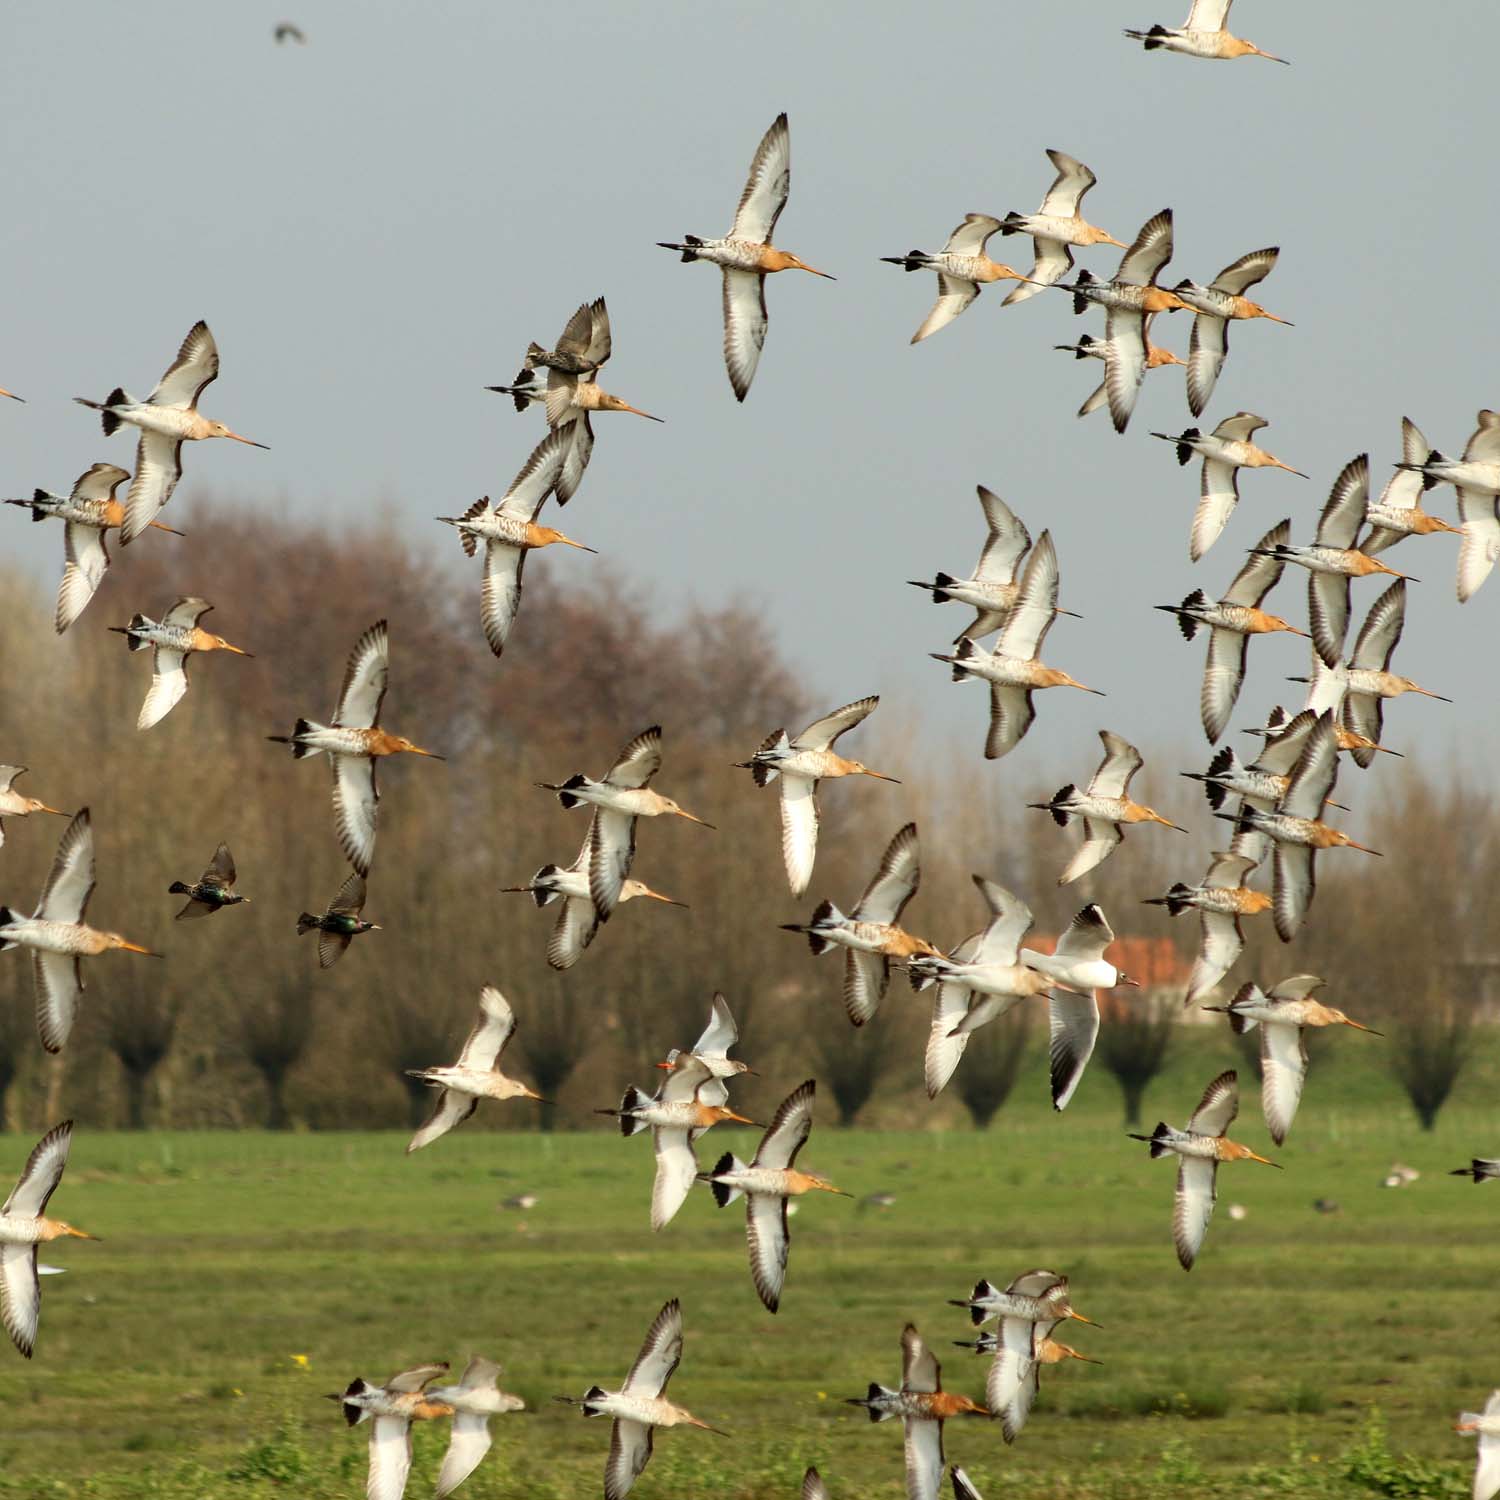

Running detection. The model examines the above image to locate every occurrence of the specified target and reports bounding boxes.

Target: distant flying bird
[5,463,182,633]
[1396,409,1500,603]
[168,843,249,920]
[880,214,1024,344]
[846,1324,987,1500]
[1144,848,1268,1006]
[540,726,713,924]
[556,1299,724,1500]
[0,809,158,1054]
[0,767,69,852]
[1204,974,1380,1143]
[273,21,306,43]
[657,112,833,400]
[1060,314,1184,420]
[1124,1,1288,63]
[699,1079,848,1312]
[438,428,594,656]
[426,1357,524,1500]
[1363,418,1461,558]
[269,620,444,877]
[1173,249,1291,416]
[931,532,1102,760]
[501,820,685,971]
[74,320,268,543]
[948,1267,1095,1330]
[406,987,547,1153]
[736,695,897,896]
[328,1363,454,1500]
[1455,1390,1500,1500]
[1147,414,1306,561]
[1129,1069,1279,1270]
[110,597,252,731]
[997,149,1127,306]
[1028,730,1184,885]
[0,1121,98,1358]
[780,822,939,1025]
[1156,517,1305,742]
[1451,1159,1500,1184]
[297,870,380,968]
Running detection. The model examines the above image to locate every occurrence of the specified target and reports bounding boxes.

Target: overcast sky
[4,1,1497,800]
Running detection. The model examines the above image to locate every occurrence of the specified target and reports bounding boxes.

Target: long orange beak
[224,430,270,449]
[1375,561,1412,579]
[39,805,71,817]
[1065,677,1106,696]
[1346,840,1383,856]
[795,260,836,279]
[724,1110,762,1127]
[1246,1149,1281,1167]
[119,940,161,957]
[1066,1310,1100,1327]
[675,808,715,829]
[148,520,186,536]
[406,745,447,760]
[523,1087,554,1104]
[1271,459,1309,477]
[1431,518,1463,535]
[1342,1017,1383,1036]
[63,1225,99,1240]
[1101,233,1129,249]
[0,386,23,402]
[557,535,598,553]
[1252,45,1290,64]
[860,768,902,783]
[814,1182,853,1197]
[620,403,665,423]
[220,641,254,657]
[641,889,688,906]
[1413,686,1453,701]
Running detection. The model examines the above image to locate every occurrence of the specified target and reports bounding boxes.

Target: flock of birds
[1,3,1497,1497]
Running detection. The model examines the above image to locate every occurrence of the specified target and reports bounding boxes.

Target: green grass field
[0,1030,1494,1499]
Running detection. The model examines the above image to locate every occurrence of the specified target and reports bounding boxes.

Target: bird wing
[406,1089,478,1153]
[35,809,95,924]
[58,522,110,633]
[1281,712,1339,819]
[71,461,131,502]
[1188,1067,1240,1135]
[605,1421,653,1500]
[746,1193,791,1311]
[1211,246,1278,296]
[1048,990,1100,1111]
[434,1411,492,1500]
[1462,409,1500,463]
[583,298,612,368]
[318,929,353,969]
[1104,307,1148,434]
[1173,1156,1219,1270]
[3,1121,73,1217]
[365,1414,413,1500]
[904,1417,945,1500]
[1116,209,1173,286]
[852,822,920,924]
[1061,820,1122,885]
[149,320,220,407]
[1315,454,1369,549]
[694,994,738,1057]
[1185,0,1233,30]
[902,1323,941,1394]
[1456,490,1500,603]
[557,414,595,507]
[1185,314,1228,419]
[203,842,237,889]
[588,809,637,922]
[1272,841,1315,943]
[33,951,84,1055]
[659,1055,712,1104]
[1350,579,1405,672]
[924,932,979,1099]
[802,1470,831,1500]
[1201,626,1250,744]
[792,695,879,750]
[1307,572,1351,674]
[1205,849,1257,889]
[120,429,184,543]
[942,213,1002,257]
[1054,902,1115,960]
[1477,1430,1500,1500]
[844,948,889,1026]
[1004,236,1073,307]
[1038,149,1096,216]
[553,299,596,361]
[139,647,190,731]
[480,540,526,657]
[334,620,390,727]
[778,773,820,898]
[162,596,213,630]
[1187,911,1243,1005]
[969,878,1034,965]
[1088,730,1142,799]
[912,275,979,345]
[0,1245,40,1358]
[650,1127,700,1232]
[995,531,1059,661]
[1191,459,1241,562]
[986,684,1036,761]
[730,112,791,241]
[547,892,598,970]
[457,986,517,1071]
[722,269,769,402]
[1259,1020,1308,1146]
[754,1079,815,1170]
[1223,520,1290,606]
[605,726,663,789]
[623,1298,683,1396]
[543,369,581,428]
[494,425,568,520]
[972,487,1031,585]
[329,869,367,918]
[333,754,379,877]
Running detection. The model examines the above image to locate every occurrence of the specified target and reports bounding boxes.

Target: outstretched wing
[730,112,791,242]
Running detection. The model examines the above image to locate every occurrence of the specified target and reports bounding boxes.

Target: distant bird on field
[0,767,68,852]
[1124,1,1289,63]
[297,870,379,968]
[168,843,249,920]
[110,598,252,731]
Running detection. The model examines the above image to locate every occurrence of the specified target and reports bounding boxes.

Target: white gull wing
[1186,313,1228,418]
[1038,148,1097,216]
[1365,417,1430,555]
[754,1079,815,1170]
[1060,822,1121,885]
[1272,841,1315,943]
[406,1089,478,1153]
[902,1323,941,1393]
[730,112,791,242]
[722,269,768,401]
[986,684,1036,761]
[622,1298,683,1397]
[148,320,219,408]
[1053,901,1115,961]
[1202,625,1250,743]
[162,596,213,630]
[792,695,879,751]
[456,987,517,1071]
[1349,578,1405,672]
[71,461,132,502]
[1173,1155,1219,1269]
[924,930,981,1099]
[905,1415,945,1500]
[34,809,95,924]
[494,425,568,521]
[1186,911,1244,1005]
[334,620,390,727]
[480,541,526,656]
[852,822,920,924]
[1005,234,1072,308]
[1280,711,1339,820]
[434,1410,492,1500]
[1223,520,1289,607]
[1455,489,1500,602]
[1048,990,1100,1110]
[1116,209,1173,287]
[1472,1389,1500,1500]
[970,876,1034,965]
[1192,457,1241,561]
[1212,246,1278,296]
[844,948,888,1026]
[1185,0,1233,30]
[942,213,1003,258]
[1104,307,1148,434]
[692,993,738,1057]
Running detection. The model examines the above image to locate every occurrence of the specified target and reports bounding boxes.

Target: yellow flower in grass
[290,1354,310,1369]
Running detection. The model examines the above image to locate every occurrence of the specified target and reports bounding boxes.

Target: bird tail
[1224,984,1259,1034]
[1136,1123,1173,1158]
[929,569,957,602]
[76,387,128,436]
[0,907,16,950]
[703,1152,745,1207]
[267,718,322,759]
[1173,431,1199,467]
[948,635,982,682]
[296,912,320,935]
[28,489,53,521]
[857,1384,900,1420]
[804,899,843,955]
[339,1378,373,1426]
[1044,787,1073,827]
[614,1087,651,1136]
[1151,884,1193,917]
[1173,590,1205,641]
[529,866,561,907]
[523,341,548,370]
[882,250,931,272]
[580,1384,610,1417]
[999,212,1025,236]
[1124,24,1169,47]
[109,613,150,650]
[167,881,191,896]
[551,773,589,811]
[658,234,704,263]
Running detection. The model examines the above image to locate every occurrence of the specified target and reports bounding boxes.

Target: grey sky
[4,1,1497,797]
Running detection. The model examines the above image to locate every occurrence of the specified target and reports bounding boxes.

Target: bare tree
[1390,991,1473,1131]
[953,1013,1032,1128]
[808,999,901,1126]
[1095,992,1176,1126]
[99,974,180,1129]
[238,982,317,1130]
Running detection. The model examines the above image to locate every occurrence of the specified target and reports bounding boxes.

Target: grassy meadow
[0,1029,1494,1500]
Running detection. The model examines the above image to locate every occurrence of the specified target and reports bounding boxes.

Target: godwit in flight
[780,823,939,1025]
[908,486,1074,642]
[920,918,991,1101]
[556,1298,724,1500]
[110,597,252,731]
[0,809,157,1053]
[737,695,897,897]
[656,993,753,1104]
[74,320,267,543]
[1214,711,1380,941]
[1253,455,1410,669]
[657,112,833,400]
[1156,517,1304,742]
[700,1079,848,1312]
[949,1267,1095,1329]
[502,821,684,971]
[488,298,662,504]
[328,1362,454,1500]
[0,1122,98,1357]
[1457,1390,1500,1500]
[880,215,1024,343]
[1173,249,1291,415]
[997,149,1127,306]
[1053,209,1188,433]
[1124,1,1288,62]
[1129,1069,1279,1270]
[1148,414,1306,560]
[438,429,594,657]
[168,843,249,920]
[297,870,379,968]
[1397,409,1500,602]
[540,726,712,924]
[846,1324,987,1500]
[1059,314,1183,420]
[1364,418,1462,559]
[269,620,444,877]
[1144,848,1268,1005]
[601,1054,758,1232]
[1451,1159,1500,1184]
[1204,974,1380,1144]
[931,532,1102,760]
[802,1470,831,1500]
[0,767,68,852]
[426,1357,524,1500]
[5,463,182,633]
[406,987,547,1152]
[1029,730,1184,885]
